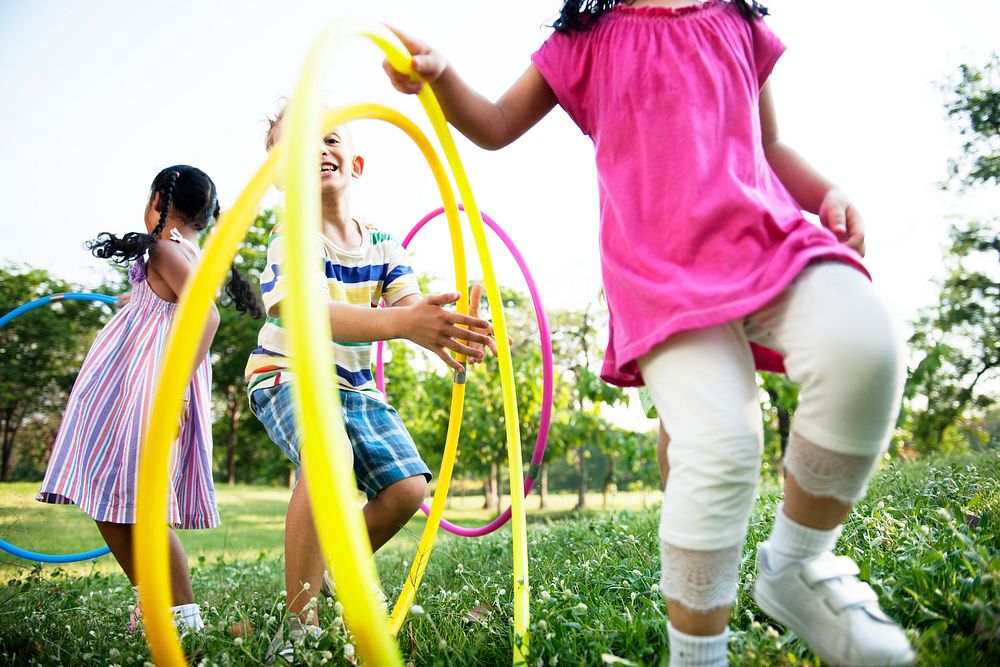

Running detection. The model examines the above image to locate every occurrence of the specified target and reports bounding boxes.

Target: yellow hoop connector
[135,18,529,666]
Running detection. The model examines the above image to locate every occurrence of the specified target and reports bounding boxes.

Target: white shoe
[753,543,916,667]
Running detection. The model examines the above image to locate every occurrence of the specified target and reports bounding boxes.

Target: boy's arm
[327,293,491,373]
[759,82,866,255]
[383,29,557,150]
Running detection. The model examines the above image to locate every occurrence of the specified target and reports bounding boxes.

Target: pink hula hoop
[375,206,553,537]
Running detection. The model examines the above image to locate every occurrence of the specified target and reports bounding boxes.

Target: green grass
[0,453,997,666]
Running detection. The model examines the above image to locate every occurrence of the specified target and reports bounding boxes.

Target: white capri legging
[639,262,905,551]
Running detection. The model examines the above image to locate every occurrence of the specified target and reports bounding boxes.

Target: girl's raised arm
[384,29,557,150]
[759,82,866,255]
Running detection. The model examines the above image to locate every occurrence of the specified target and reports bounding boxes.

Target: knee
[809,310,904,394]
[381,475,427,518]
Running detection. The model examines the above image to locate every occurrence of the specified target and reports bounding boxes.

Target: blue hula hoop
[0,292,117,563]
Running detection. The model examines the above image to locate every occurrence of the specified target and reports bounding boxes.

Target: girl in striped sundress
[36,165,263,632]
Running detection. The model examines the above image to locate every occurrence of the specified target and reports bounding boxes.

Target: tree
[899,57,1000,454]
[549,305,628,510]
[0,266,112,480]
[945,54,1000,187]
[210,209,275,484]
[900,223,998,454]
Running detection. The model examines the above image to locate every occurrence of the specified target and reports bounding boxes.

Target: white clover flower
[537,619,548,630]
[921,525,930,535]
[323,651,333,661]
[650,583,659,593]
[631,570,643,578]
[410,604,426,617]
[335,601,345,614]
[279,590,287,597]
[344,643,356,658]
[499,589,506,596]
[541,590,551,602]
[765,626,779,639]
[439,639,448,650]
[302,582,311,591]
[234,637,243,646]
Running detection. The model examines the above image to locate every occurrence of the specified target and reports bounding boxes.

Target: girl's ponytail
[88,170,181,264]
[224,267,265,319]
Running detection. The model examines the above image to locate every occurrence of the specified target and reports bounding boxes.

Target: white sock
[766,502,842,572]
[169,603,204,632]
[668,623,729,667]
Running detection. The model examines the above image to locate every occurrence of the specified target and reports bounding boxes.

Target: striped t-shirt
[244,219,421,401]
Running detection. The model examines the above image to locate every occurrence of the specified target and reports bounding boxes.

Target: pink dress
[37,230,219,529]
[531,0,865,386]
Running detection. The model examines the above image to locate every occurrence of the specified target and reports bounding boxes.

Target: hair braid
[151,170,180,241]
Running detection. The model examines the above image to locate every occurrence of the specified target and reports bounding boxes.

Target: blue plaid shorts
[250,383,431,499]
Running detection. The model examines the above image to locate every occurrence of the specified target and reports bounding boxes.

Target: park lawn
[0,452,997,666]
[0,483,663,576]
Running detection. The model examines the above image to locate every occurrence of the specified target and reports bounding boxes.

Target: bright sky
[1,1,998,364]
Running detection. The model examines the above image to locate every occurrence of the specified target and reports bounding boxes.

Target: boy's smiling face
[319,127,364,193]
[266,118,364,194]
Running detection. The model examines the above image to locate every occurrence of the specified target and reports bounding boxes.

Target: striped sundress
[36,230,219,529]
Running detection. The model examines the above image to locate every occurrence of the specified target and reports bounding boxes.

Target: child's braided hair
[88,165,263,318]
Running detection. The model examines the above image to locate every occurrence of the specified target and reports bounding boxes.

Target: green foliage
[210,210,279,485]
[946,54,1000,187]
[0,265,113,481]
[900,222,999,455]
[0,452,997,665]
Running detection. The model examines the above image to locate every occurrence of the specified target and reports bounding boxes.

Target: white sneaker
[753,543,916,667]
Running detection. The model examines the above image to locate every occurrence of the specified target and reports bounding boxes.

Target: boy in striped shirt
[246,115,494,646]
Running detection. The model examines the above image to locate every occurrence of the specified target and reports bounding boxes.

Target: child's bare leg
[96,521,195,605]
[656,423,670,488]
[782,471,851,529]
[363,475,428,551]
[284,476,326,624]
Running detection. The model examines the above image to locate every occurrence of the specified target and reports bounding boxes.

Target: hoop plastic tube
[376,206,553,538]
[0,293,117,564]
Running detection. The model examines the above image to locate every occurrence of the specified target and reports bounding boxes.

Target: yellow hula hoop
[135,19,529,666]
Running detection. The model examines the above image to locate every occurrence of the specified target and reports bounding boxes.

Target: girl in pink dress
[385,2,914,665]
[37,165,262,631]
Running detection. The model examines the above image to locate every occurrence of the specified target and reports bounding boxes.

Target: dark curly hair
[87,165,263,318]
[553,0,768,33]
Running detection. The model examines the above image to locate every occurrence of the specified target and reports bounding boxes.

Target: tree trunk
[602,453,616,510]
[1,431,14,483]
[538,463,548,510]
[226,385,242,485]
[575,444,587,510]
[483,462,499,511]
[493,462,502,512]
[0,406,19,482]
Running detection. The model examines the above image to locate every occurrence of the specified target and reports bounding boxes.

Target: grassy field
[0,453,997,666]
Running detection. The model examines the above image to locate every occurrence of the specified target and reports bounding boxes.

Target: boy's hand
[382,27,448,95]
[402,292,493,373]
[465,283,498,365]
[819,188,866,256]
